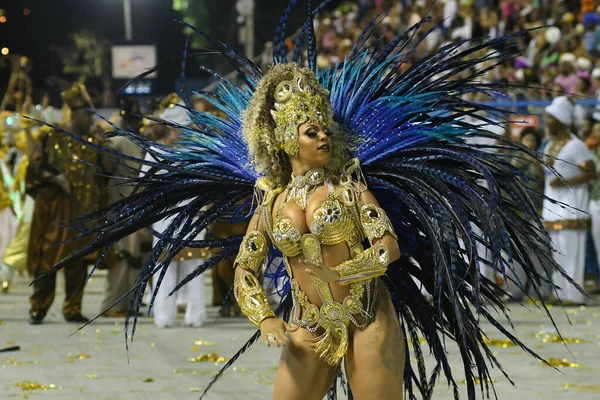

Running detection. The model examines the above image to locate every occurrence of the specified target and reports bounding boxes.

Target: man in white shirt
[543,96,594,305]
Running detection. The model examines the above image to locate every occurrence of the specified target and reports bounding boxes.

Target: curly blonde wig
[242,63,354,188]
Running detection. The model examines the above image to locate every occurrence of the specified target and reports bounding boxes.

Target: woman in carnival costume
[48,2,580,399]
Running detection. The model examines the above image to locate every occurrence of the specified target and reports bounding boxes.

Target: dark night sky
[0,0,330,103]
[1,0,188,99]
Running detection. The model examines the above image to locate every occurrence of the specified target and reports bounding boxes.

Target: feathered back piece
[47,2,575,399]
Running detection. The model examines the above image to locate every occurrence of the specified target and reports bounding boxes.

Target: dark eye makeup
[303,125,330,137]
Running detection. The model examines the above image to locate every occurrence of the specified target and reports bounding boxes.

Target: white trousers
[589,199,600,275]
[503,221,553,299]
[549,230,586,304]
[151,259,206,327]
[0,207,17,261]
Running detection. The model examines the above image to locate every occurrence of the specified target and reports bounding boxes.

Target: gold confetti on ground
[194,340,216,347]
[95,329,101,333]
[15,381,56,391]
[67,353,91,360]
[6,340,15,345]
[94,338,102,343]
[544,358,581,368]
[87,374,98,379]
[483,338,516,348]
[189,346,199,352]
[187,352,228,363]
[143,378,154,383]
[578,385,600,392]
[564,383,576,389]
[110,329,120,334]
[458,377,496,385]
[31,352,40,356]
[4,357,43,366]
[544,336,586,344]
[0,320,5,325]
[190,388,200,392]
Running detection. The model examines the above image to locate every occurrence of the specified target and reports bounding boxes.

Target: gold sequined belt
[543,219,592,231]
[289,278,378,366]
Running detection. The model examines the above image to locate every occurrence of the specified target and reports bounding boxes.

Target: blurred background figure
[98,97,145,317]
[542,96,594,306]
[25,83,110,324]
[140,94,207,328]
[1,116,38,293]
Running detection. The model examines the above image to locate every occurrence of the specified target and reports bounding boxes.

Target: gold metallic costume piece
[335,244,391,285]
[269,75,332,155]
[254,159,388,366]
[233,271,276,327]
[233,230,275,327]
[234,231,268,274]
[361,204,398,245]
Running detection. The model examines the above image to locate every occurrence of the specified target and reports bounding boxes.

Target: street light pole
[246,0,254,60]
[236,0,254,60]
[123,0,133,42]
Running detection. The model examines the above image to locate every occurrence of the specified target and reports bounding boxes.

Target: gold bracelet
[335,244,390,285]
[234,271,276,327]
[233,231,268,274]
[360,204,398,245]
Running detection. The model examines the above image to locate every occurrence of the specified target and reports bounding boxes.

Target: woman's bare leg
[272,327,337,400]
[345,289,405,400]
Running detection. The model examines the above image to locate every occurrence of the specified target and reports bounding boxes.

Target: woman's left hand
[299,259,340,283]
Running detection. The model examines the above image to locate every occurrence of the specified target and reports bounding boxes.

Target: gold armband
[234,271,276,326]
[335,244,390,285]
[360,204,398,245]
[234,231,268,274]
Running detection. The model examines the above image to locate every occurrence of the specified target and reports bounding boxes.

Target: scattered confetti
[544,358,581,368]
[95,338,102,343]
[87,374,98,379]
[564,383,575,389]
[67,353,91,360]
[150,342,156,347]
[189,346,199,352]
[459,377,496,385]
[194,340,216,347]
[6,340,15,345]
[15,381,56,391]
[143,378,154,383]
[578,385,600,392]
[190,388,200,392]
[187,352,228,363]
[110,329,120,334]
[4,358,43,366]
[0,320,5,325]
[483,338,516,348]
[536,332,587,344]
[31,352,40,356]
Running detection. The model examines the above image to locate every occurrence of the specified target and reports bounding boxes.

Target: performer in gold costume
[1,116,39,293]
[233,64,404,398]
[26,83,104,324]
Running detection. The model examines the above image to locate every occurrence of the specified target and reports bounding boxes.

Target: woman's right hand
[259,317,297,347]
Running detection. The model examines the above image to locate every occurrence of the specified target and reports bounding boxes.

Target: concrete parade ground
[1,271,600,400]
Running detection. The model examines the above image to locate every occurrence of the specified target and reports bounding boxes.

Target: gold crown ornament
[61,83,93,110]
[269,74,331,156]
